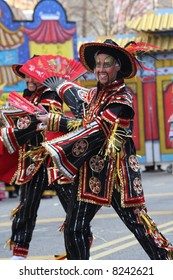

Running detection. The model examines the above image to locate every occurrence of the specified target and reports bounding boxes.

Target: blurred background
[4,0,173,37]
[1,0,173,177]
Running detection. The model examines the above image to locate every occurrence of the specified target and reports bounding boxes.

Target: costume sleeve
[47,113,82,132]
[47,101,133,134]
[56,82,89,118]
[40,89,63,113]
[47,82,89,132]
[0,88,63,153]
[1,115,40,154]
[43,100,133,179]
[42,121,106,179]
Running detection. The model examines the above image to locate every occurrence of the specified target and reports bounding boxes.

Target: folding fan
[8,91,47,115]
[20,55,87,91]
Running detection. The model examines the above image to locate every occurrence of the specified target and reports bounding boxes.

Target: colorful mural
[0,0,77,97]
[1,1,173,167]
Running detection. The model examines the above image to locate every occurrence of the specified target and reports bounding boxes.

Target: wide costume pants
[64,183,171,260]
[10,161,72,256]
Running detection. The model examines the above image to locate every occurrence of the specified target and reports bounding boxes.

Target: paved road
[0,169,173,260]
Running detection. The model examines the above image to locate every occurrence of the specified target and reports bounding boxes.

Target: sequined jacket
[0,86,63,185]
[43,80,145,208]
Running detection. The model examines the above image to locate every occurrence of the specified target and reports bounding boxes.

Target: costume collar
[99,79,126,92]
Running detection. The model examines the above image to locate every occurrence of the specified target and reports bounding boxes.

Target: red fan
[8,91,47,115]
[20,55,87,91]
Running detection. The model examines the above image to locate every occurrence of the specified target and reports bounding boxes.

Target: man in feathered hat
[37,39,173,260]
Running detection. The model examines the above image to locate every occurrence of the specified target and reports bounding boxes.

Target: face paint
[94,54,120,85]
[95,55,116,69]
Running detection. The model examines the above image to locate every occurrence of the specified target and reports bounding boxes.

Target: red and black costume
[42,80,173,260]
[0,86,73,258]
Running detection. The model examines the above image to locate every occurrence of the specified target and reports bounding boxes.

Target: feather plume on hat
[124,41,160,72]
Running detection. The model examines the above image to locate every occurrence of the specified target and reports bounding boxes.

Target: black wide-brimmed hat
[79,39,137,79]
[12,55,39,79]
[12,63,25,79]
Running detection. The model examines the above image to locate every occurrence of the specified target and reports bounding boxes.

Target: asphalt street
[0,168,173,260]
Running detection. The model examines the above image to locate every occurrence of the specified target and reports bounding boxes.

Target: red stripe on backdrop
[143,79,158,140]
[164,84,173,148]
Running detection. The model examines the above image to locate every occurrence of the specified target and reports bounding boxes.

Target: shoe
[54,253,67,260]
[11,255,26,260]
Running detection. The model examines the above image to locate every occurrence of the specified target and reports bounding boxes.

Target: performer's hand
[36,122,47,131]
[36,114,49,125]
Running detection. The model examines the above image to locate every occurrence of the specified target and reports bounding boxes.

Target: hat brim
[79,42,137,79]
[12,64,25,79]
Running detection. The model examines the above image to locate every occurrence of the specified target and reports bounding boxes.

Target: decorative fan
[19,55,87,91]
[8,91,47,115]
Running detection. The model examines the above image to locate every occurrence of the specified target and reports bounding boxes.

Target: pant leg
[11,163,48,255]
[111,188,172,260]
[64,184,101,260]
[54,183,73,213]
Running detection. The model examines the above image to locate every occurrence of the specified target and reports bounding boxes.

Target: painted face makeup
[95,55,116,69]
[95,54,120,85]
